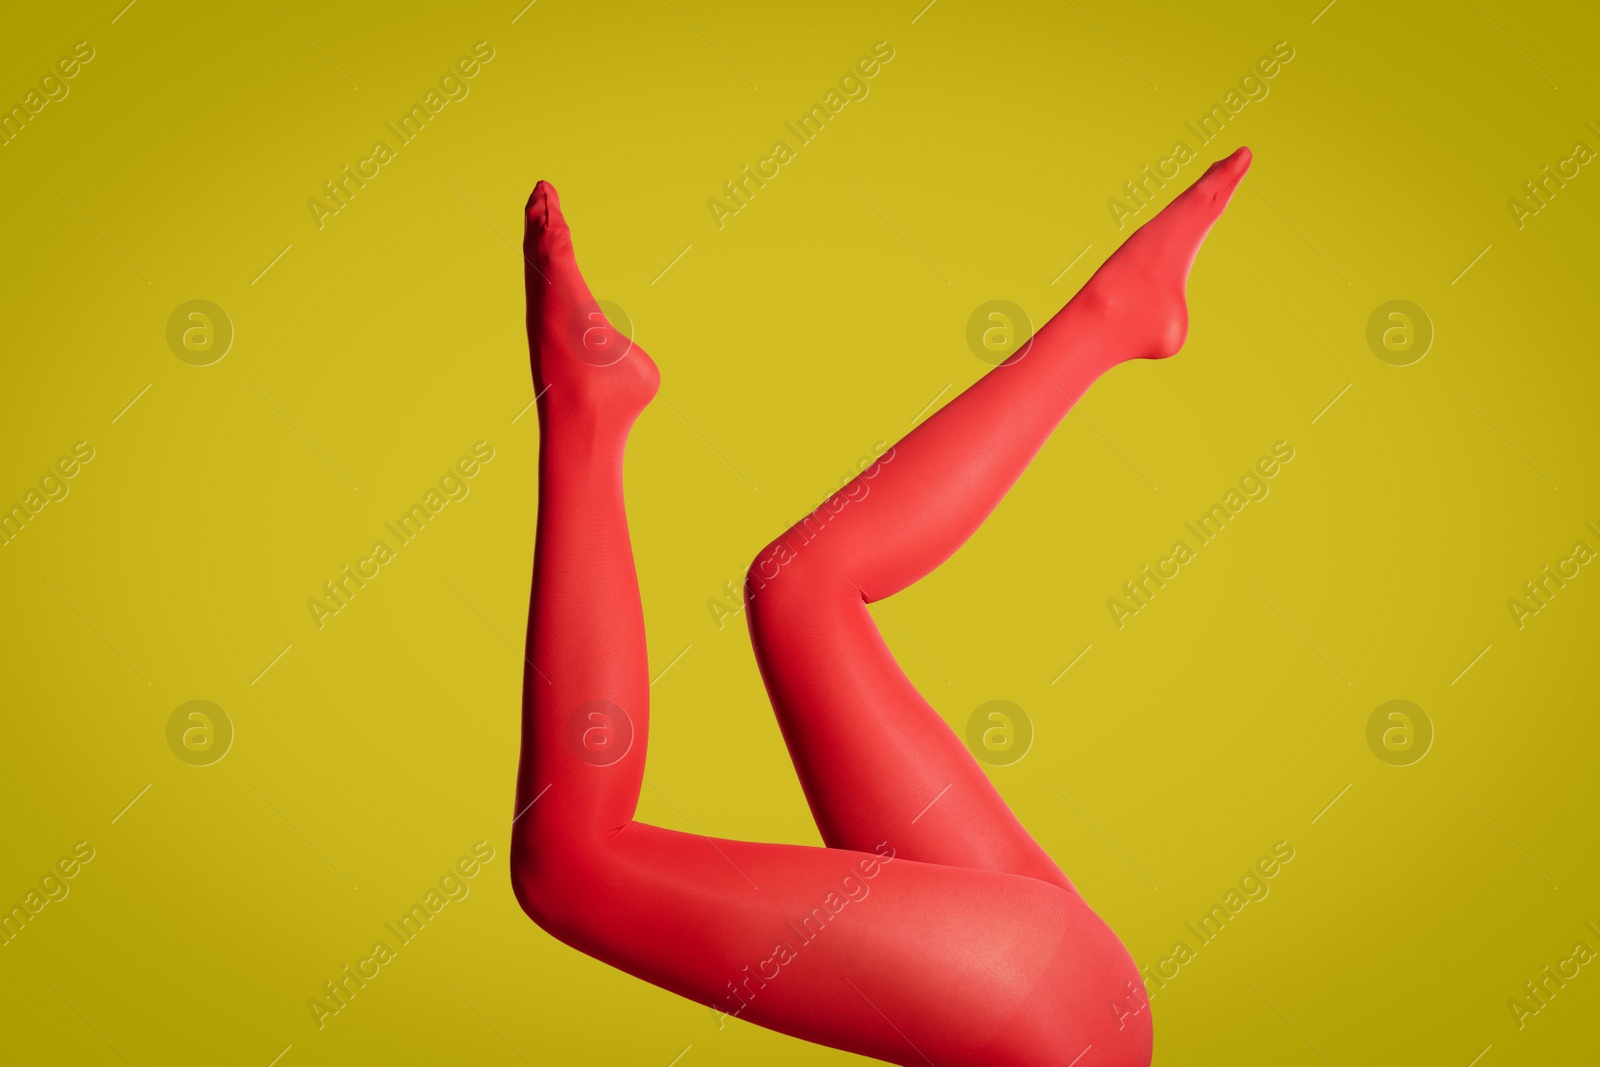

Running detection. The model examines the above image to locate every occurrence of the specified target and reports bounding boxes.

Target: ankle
[537,396,639,449]
[1032,301,1130,375]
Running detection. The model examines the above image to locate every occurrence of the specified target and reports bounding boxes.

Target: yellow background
[2,0,1597,1063]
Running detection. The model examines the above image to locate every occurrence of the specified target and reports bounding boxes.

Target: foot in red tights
[524,181,659,425]
[1064,145,1252,364]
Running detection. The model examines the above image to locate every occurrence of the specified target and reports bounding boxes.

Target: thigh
[746,561,1073,891]
[521,822,1147,1066]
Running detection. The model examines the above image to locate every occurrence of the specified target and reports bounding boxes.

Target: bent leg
[746,149,1253,884]
[513,181,661,870]
[518,823,1152,1067]
[510,184,1150,1066]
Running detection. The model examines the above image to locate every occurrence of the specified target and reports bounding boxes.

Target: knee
[742,535,798,619]
[508,838,557,933]
[1045,919,1152,1065]
[742,530,852,632]
[986,969,1152,1067]
[509,835,600,947]
[979,895,1153,1065]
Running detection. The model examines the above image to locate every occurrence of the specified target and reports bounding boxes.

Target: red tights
[510,147,1251,1066]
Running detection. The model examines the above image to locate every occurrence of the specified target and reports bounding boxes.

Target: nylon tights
[510,147,1251,1066]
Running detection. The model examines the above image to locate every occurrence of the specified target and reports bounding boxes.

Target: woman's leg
[513,180,660,856]
[509,184,1156,1065]
[745,149,1252,887]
